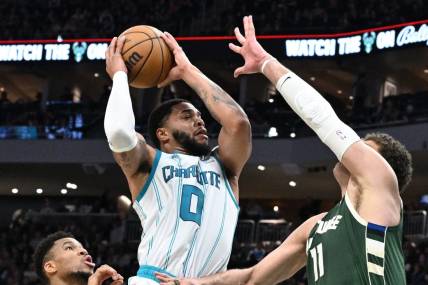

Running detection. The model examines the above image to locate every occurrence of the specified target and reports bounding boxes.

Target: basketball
[119,25,173,88]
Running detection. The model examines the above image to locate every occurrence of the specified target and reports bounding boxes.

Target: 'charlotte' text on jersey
[162,165,221,189]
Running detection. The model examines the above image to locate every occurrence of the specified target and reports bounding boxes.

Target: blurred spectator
[247,242,266,265]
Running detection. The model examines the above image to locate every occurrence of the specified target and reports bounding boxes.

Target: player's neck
[50,275,87,285]
[161,143,189,155]
[340,178,353,198]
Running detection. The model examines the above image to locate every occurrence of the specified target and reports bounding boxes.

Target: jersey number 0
[180,184,204,226]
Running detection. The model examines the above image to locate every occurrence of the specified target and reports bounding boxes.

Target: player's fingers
[164,32,180,47]
[111,275,124,285]
[234,27,246,44]
[248,15,256,38]
[228,43,241,54]
[157,75,173,88]
[234,66,245,78]
[96,264,117,279]
[243,16,250,38]
[160,32,172,48]
[155,272,174,282]
[115,35,126,54]
[161,32,179,51]
[108,37,117,58]
[98,264,117,273]
[155,272,174,284]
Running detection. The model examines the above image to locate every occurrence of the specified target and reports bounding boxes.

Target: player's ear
[157,128,170,145]
[44,260,57,275]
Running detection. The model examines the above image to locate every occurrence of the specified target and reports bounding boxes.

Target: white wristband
[260,57,277,74]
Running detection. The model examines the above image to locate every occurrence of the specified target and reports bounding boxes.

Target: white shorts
[128,276,160,285]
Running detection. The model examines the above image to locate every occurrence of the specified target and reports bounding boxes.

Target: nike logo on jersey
[316,215,342,234]
[279,75,292,89]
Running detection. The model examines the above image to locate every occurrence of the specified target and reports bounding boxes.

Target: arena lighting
[257,165,266,171]
[310,76,316,81]
[289,181,297,187]
[424,69,428,74]
[268,127,278,138]
[268,98,274,103]
[36,188,43,194]
[273,206,279,212]
[11,188,18,194]
[290,132,296,138]
[60,189,68,195]
[94,72,99,77]
[118,195,132,208]
[337,90,343,94]
[66,183,77,190]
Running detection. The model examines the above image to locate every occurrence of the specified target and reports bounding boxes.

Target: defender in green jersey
[155,15,413,285]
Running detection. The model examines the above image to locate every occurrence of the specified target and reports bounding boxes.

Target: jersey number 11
[310,243,325,282]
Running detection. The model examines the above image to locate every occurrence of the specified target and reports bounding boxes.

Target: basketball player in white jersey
[104,33,251,285]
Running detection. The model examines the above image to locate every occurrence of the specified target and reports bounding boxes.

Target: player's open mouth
[84,255,95,268]
[195,128,208,139]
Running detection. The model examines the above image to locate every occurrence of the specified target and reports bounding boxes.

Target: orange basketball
[119,25,173,88]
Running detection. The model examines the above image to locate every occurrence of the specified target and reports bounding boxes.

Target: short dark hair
[148,99,190,148]
[364,132,413,193]
[33,231,74,283]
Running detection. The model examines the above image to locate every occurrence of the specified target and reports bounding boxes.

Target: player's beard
[65,271,92,285]
[173,130,210,156]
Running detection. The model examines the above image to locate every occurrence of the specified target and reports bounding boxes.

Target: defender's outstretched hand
[229,15,272,78]
[158,32,194,87]
[105,36,128,79]
[155,272,199,285]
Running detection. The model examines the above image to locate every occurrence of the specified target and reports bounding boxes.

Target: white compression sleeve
[104,71,138,153]
[276,72,360,161]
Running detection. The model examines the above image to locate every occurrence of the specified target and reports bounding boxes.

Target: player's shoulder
[305,213,327,227]
[302,213,328,237]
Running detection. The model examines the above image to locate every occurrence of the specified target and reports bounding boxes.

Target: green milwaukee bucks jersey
[306,193,405,284]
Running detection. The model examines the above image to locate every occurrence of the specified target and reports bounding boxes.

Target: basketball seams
[129,41,154,83]
[122,31,153,55]
[154,36,165,86]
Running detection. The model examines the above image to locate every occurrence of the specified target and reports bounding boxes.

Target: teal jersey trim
[137,265,175,282]
[212,154,239,209]
[136,149,162,202]
[153,179,163,210]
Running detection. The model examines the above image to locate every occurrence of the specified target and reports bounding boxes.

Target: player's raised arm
[229,16,401,226]
[104,36,156,197]
[158,32,252,185]
[156,213,325,285]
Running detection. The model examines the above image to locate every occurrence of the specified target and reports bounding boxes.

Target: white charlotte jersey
[131,148,239,283]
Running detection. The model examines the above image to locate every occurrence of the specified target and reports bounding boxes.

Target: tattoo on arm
[115,138,149,175]
[197,78,246,120]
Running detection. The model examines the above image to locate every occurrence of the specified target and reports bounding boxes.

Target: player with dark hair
[104,33,251,284]
[156,16,413,285]
[33,231,123,285]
